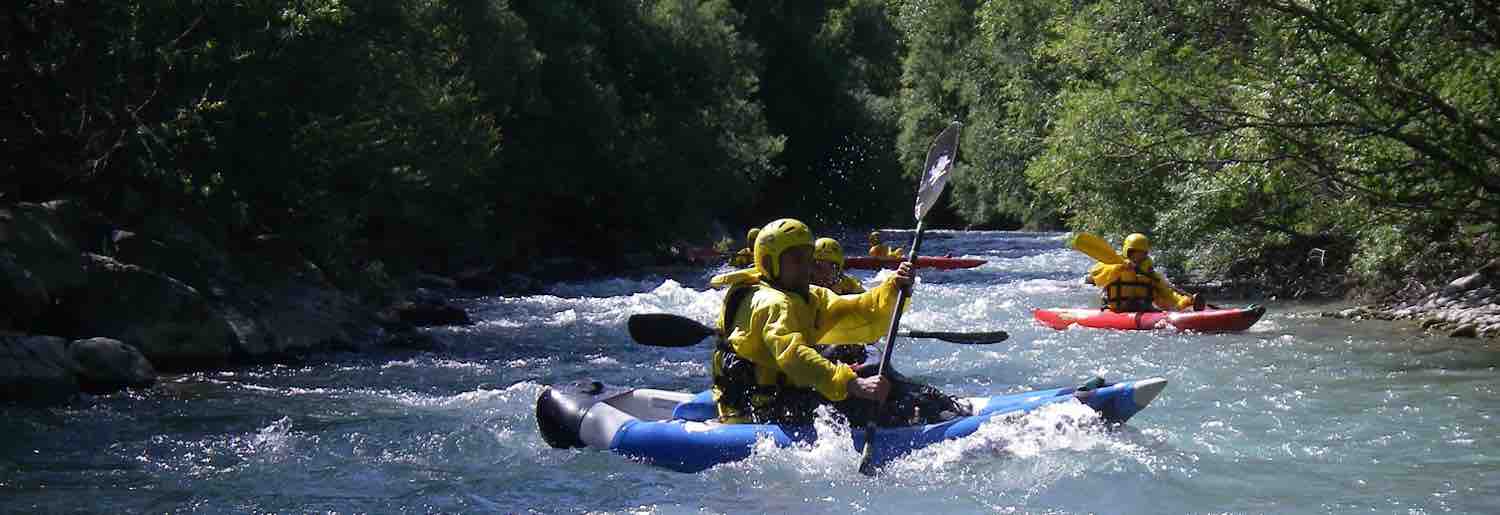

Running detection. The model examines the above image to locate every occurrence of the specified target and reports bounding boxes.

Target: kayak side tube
[850,377,1168,467]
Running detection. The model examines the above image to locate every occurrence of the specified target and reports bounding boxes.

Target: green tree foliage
[1014,0,1494,292]
[893,0,1063,229]
[892,0,974,220]
[5,0,1494,295]
[491,0,781,266]
[729,0,912,229]
[4,0,783,280]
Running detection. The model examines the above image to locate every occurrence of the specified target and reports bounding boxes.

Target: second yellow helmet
[1122,233,1151,254]
[813,237,845,272]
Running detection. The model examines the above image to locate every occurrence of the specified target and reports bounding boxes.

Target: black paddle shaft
[858,221,928,476]
[872,220,925,380]
[861,120,959,475]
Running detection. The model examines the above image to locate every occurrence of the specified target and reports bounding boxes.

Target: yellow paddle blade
[1068,232,1125,264]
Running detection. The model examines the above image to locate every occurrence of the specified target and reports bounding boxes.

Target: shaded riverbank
[0,199,727,405]
[1,200,479,403]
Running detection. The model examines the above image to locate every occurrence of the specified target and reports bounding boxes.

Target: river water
[3,231,1498,514]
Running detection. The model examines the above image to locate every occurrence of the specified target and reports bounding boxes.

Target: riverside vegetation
[3,0,1496,402]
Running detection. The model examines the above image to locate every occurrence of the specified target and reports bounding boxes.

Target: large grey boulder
[380,288,472,328]
[221,282,375,358]
[107,224,372,358]
[66,254,236,369]
[0,335,81,403]
[210,233,376,358]
[1445,272,1487,295]
[111,220,236,297]
[68,337,156,391]
[0,203,87,330]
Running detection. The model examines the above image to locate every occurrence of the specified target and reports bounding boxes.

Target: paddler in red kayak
[729,227,758,268]
[867,231,904,258]
[1087,233,1207,313]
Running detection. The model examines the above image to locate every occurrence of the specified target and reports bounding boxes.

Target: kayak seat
[665,346,900,423]
[1076,376,1108,392]
[671,390,719,422]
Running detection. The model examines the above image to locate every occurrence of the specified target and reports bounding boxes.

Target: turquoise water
[4,231,1498,514]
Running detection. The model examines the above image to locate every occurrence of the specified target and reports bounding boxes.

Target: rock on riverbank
[1324,259,1500,340]
[1,200,475,404]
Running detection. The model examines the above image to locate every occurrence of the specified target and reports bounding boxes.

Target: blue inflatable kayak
[536,376,1166,473]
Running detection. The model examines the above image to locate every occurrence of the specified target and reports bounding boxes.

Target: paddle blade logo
[915,121,962,220]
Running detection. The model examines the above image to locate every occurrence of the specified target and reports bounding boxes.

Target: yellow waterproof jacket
[708,269,905,421]
[1087,262,1193,312]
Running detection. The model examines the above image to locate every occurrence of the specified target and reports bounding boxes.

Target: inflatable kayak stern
[536,380,631,449]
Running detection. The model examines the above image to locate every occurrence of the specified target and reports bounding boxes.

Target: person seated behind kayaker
[810,236,871,366]
[729,227,758,268]
[708,219,967,427]
[867,231,904,258]
[812,237,865,295]
[810,235,970,425]
[1086,233,1206,313]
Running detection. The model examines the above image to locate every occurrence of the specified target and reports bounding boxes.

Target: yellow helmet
[755,218,814,279]
[1122,233,1151,254]
[813,237,845,271]
[746,227,760,246]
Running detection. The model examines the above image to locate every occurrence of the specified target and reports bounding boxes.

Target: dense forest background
[5,0,1496,299]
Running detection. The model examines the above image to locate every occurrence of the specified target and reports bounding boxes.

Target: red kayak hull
[1033,305,1266,332]
[844,256,986,270]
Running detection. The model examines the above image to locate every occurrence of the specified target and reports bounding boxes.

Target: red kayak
[845,255,986,270]
[1033,305,1266,332]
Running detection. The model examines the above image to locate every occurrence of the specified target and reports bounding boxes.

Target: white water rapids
[3,230,1497,513]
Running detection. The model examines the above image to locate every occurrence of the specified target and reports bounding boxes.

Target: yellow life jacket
[1093,263,1160,312]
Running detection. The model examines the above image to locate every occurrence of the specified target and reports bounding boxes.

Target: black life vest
[1102,264,1159,313]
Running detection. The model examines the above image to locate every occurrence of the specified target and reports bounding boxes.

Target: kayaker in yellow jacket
[812,237,866,295]
[810,236,877,369]
[729,228,758,268]
[867,231,904,258]
[1087,233,1205,313]
[707,219,910,425]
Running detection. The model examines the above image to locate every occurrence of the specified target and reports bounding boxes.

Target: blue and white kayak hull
[536,377,1166,473]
